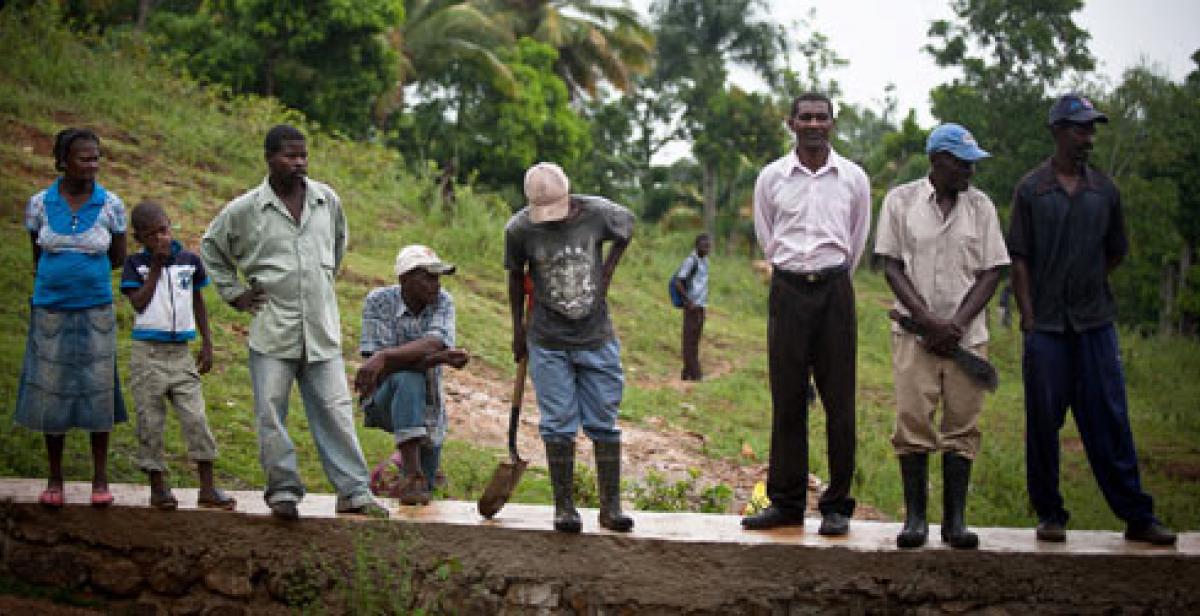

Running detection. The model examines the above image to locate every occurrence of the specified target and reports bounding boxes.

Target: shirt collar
[48,178,108,209]
[396,287,441,319]
[255,177,326,210]
[785,147,847,178]
[1031,158,1101,195]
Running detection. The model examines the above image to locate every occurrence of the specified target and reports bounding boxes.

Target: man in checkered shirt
[354,244,469,505]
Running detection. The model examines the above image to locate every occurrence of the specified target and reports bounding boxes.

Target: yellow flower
[743,480,770,515]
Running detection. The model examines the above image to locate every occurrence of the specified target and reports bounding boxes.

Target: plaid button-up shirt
[359,286,456,444]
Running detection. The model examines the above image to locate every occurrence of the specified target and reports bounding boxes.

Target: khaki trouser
[129,340,217,472]
[890,333,985,459]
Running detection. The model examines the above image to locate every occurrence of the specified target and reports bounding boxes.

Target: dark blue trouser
[1023,324,1156,527]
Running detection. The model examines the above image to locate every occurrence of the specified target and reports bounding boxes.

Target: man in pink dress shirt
[743,92,872,536]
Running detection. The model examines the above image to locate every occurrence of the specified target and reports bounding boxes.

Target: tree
[491,0,653,99]
[650,0,788,242]
[375,0,514,124]
[392,37,590,199]
[1099,58,1200,334]
[147,0,404,137]
[925,0,1095,207]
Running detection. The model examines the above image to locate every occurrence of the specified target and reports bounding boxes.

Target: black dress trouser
[766,268,857,516]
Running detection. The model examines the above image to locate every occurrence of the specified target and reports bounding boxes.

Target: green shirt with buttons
[201,177,347,362]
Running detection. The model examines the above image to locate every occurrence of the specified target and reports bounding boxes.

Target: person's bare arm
[354,336,446,399]
[508,270,528,363]
[123,264,162,313]
[194,287,213,374]
[1011,257,1035,333]
[29,232,40,276]
[107,233,127,270]
[600,237,631,298]
[883,257,957,355]
[951,267,1002,333]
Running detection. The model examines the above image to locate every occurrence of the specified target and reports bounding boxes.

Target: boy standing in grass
[675,233,710,381]
[121,201,235,511]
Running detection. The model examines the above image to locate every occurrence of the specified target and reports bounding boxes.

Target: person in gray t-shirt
[504,162,635,534]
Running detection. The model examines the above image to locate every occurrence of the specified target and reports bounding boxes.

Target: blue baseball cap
[1048,93,1108,126]
[926,123,990,161]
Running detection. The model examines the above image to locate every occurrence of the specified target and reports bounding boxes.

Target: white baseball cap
[394,244,456,277]
[524,162,570,223]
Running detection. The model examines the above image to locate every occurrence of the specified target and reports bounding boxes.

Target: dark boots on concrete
[546,440,581,533]
[397,438,430,506]
[941,453,979,549]
[594,440,634,532]
[896,453,928,548]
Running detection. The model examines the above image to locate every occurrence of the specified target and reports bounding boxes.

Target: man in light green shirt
[201,124,386,520]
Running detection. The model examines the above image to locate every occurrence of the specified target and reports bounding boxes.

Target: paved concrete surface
[2,478,1194,557]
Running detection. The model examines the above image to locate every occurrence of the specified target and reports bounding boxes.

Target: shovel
[477,355,530,519]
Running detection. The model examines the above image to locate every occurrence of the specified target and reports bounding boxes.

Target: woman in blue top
[16,128,128,508]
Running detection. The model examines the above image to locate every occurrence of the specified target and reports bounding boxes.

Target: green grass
[0,7,1197,531]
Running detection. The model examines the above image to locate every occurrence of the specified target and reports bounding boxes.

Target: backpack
[669,257,695,309]
[669,273,686,308]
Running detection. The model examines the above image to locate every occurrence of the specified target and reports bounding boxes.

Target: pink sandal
[39,487,64,508]
[91,488,114,508]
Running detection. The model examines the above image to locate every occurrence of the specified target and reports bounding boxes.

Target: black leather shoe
[818,511,850,536]
[1125,522,1177,546]
[1035,519,1066,542]
[741,506,805,530]
[270,500,300,521]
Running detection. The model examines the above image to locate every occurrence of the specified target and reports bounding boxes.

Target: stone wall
[2,500,1198,615]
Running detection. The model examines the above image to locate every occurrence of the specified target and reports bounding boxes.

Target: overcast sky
[626,0,1199,161]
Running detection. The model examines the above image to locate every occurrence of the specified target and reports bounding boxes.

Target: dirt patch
[2,118,54,158]
[444,367,887,520]
[1153,459,1200,482]
[339,265,390,289]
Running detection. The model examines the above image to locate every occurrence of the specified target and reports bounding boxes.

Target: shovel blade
[477,457,528,519]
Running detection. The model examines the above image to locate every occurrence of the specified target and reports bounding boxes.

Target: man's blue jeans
[370,370,442,487]
[528,339,623,444]
[248,349,374,509]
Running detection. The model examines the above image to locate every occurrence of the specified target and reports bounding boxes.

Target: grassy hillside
[1,8,1197,531]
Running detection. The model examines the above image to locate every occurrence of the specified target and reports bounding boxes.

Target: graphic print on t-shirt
[541,243,595,320]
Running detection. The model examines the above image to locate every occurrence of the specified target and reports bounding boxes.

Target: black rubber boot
[594,440,634,532]
[941,453,979,549]
[545,440,581,533]
[896,453,928,548]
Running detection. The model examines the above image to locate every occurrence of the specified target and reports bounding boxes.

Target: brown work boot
[397,438,430,506]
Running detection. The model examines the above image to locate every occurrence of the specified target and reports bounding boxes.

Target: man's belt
[775,264,847,285]
[888,309,999,392]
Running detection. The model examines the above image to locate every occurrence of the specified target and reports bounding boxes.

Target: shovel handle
[508,356,528,460]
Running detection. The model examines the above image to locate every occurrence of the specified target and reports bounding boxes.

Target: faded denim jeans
[249,349,375,509]
[528,339,623,444]
[369,370,443,488]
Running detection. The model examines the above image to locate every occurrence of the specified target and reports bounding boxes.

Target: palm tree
[491,0,654,99]
[375,0,516,123]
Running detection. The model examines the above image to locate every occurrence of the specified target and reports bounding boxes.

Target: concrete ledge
[1,479,1197,614]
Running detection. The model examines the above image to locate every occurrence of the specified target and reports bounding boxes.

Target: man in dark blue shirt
[1009,94,1175,546]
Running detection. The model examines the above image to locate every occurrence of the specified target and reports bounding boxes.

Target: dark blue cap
[1048,93,1108,126]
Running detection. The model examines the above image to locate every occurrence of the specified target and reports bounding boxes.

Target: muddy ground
[442,367,886,520]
